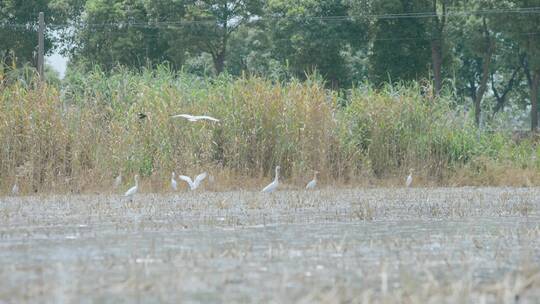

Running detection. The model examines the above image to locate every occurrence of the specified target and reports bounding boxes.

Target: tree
[451,12,495,126]
[489,42,523,117]
[264,0,366,87]
[180,0,262,74]
[225,25,273,76]
[354,0,457,92]
[0,0,63,68]
[495,0,540,131]
[368,0,431,86]
[425,0,450,95]
[67,0,186,70]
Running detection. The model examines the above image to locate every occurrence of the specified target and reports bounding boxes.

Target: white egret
[171,114,219,122]
[11,177,19,195]
[124,175,139,201]
[406,169,413,188]
[171,172,178,191]
[305,171,319,190]
[178,172,207,190]
[114,174,122,188]
[262,166,280,193]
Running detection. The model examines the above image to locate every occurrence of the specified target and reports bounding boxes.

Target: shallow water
[1,188,539,303]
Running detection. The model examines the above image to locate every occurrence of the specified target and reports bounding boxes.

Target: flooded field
[1,188,539,303]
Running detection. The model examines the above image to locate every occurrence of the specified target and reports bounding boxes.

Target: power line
[2,26,540,44]
[10,30,538,44]
[1,6,540,29]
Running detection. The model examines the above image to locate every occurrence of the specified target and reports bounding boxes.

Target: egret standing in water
[262,166,280,193]
[171,172,178,191]
[406,169,413,188]
[305,171,319,190]
[124,175,139,201]
[178,172,207,190]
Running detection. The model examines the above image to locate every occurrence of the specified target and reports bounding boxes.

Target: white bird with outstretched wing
[171,114,219,122]
[178,172,207,190]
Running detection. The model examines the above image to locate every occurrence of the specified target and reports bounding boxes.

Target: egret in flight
[305,171,319,190]
[171,114,219,122]
[178,172,207,190]
[124,175,139,201]
[406,169,413,188]
[171,172,178,191]
[262,166,280,193]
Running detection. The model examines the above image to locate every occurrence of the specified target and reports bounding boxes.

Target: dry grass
[0,68,539,194]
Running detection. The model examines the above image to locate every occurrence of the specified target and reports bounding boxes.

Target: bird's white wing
[406,175,413,187]
[306,180,316,189]
[262,181,276,193]
[178,175,194,188]
[196,116,220,122]
[192,172,207,188]
[171,114,194,120]
[124,185,137,196]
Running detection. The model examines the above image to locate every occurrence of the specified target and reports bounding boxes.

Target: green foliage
[181,0,263,74]
[340,81,524,178]
[264,0,366,86]
[368,0,431,85]
[69,0,186,70]
[0,0,62,67]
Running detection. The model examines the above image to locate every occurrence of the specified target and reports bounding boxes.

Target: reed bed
[1,66,539,194]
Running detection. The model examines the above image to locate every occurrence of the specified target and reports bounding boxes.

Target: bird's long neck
[274,170,279,182]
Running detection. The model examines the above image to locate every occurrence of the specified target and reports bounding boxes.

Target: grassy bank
[1,67,539,193]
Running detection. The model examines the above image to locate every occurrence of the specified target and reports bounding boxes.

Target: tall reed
[0,67,538,193]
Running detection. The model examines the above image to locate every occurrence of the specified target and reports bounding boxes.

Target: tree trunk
[475,55,492,126]
[430,0,446,96]
[213,50,225,75]
[212,30,228,75]
[431,39,443,95]
[491,67,520,116]
[531,71,539,131]
[474,19,493,127]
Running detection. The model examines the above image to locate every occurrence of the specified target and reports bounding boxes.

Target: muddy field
[1,188,539,303]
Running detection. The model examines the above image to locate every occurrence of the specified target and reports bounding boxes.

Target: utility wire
[1,6,540,29]
[2,25,540,43]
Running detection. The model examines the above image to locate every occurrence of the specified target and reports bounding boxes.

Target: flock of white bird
[7,113,415,198]
[121,163,321,201]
